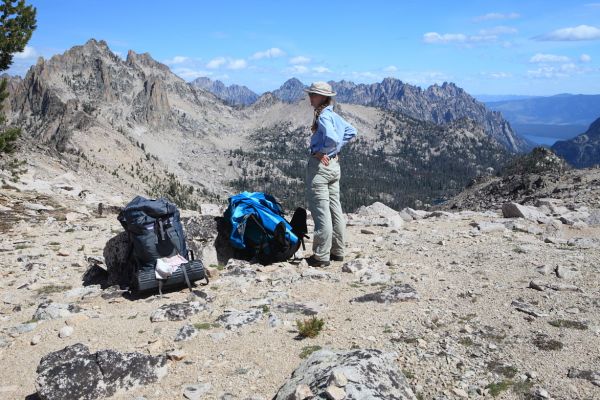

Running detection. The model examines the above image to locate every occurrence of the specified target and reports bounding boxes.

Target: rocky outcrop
[273,349,417,400]
[131,75,170,126]
[553,117,600,168]
[35,343,168,400]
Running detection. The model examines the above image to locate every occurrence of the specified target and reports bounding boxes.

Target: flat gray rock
[33,302,81,321]
[35,343,168,400]
[272,349,417,400]
[275,302,325,316]
[150,302,206,322]
[502,202,546,221]
[217,309,262,330]
[351,284,419,304]
[183,382,212,400]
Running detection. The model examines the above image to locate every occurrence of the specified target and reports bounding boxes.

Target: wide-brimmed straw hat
[304,81,336,97]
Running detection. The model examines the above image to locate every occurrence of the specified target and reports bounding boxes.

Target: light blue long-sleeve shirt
[310,105,357,156]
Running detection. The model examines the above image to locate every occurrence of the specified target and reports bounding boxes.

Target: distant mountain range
[202,77,527,152]
[190,77,258,106]
[552,117,600,168]
[485,94,600,144]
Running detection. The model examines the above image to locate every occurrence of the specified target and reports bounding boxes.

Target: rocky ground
[1,175,599,400]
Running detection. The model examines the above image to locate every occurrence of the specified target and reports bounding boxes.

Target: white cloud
[580,53,592,62]
[423,32,467,43]
[536,25,600,41]
[206,57,226,69]
[423,32,497,44]
[529,53,571,63]
[288,65,309,74]
[312,66,331,73]
[250,47,285,60]
[473,12,520,22]
[384,65,398,73]
[227,59,247,70]
[174,68,213,80]
[14,45,37,59]
[164,56,190,65]
[483,72,513,79]
[527,62,589,78]
[479,26,518,35]
[289,56,311,65]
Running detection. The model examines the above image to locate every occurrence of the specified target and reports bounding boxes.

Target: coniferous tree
[0,0,36,153]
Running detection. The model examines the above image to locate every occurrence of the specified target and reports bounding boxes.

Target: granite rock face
[35,343,168,400]
[273,349,417,400]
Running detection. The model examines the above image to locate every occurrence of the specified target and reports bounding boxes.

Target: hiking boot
[306,255,330,267]
[330,254,344,262]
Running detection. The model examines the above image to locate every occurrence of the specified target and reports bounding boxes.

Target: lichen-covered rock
[174,324,198,342]
[103,231,130,287]
[273,349,417,400]
[150,302,206,322]
[351,284,419,303]
[33,302,81,321]
[217,309,262,330]
[35,343,168,400]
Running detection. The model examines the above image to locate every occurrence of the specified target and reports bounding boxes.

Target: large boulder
[182,215,234,266]
[35,343,168,400]
[350,202,405,228]
[273,349,417,399]
[502,202,547,221]
[103,231,130,287]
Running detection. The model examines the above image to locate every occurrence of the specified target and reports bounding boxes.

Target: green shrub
[296,316,325,338]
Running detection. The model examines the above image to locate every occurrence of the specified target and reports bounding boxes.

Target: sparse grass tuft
[296,316,325,338]
[486,380,512,397]
[194,322,219,330]
[299,345,322,359]
[487,361,518,378]
[261,305,270,313]
[36,284,72,295]
[458,337,474,347]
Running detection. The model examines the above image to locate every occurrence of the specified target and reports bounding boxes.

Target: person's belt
[311,152,338,158]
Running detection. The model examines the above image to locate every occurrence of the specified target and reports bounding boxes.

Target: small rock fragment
[59,326,74,338]
[324,385,346,400]
[167,349,186,361]
[183,383,212,400]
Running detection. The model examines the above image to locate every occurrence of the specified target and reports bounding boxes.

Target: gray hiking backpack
[118,196,208,294]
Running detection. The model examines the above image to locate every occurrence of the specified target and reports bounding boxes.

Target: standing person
[304,82,357,267]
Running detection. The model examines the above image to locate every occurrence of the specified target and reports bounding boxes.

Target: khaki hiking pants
[306,157,345,262]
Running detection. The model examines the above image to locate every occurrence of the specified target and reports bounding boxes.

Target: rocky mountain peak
[272,78,306,103]
[126,50,172,75]
[250,92,281,110]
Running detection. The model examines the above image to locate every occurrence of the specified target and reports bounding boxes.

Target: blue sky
[6,0,600,95]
